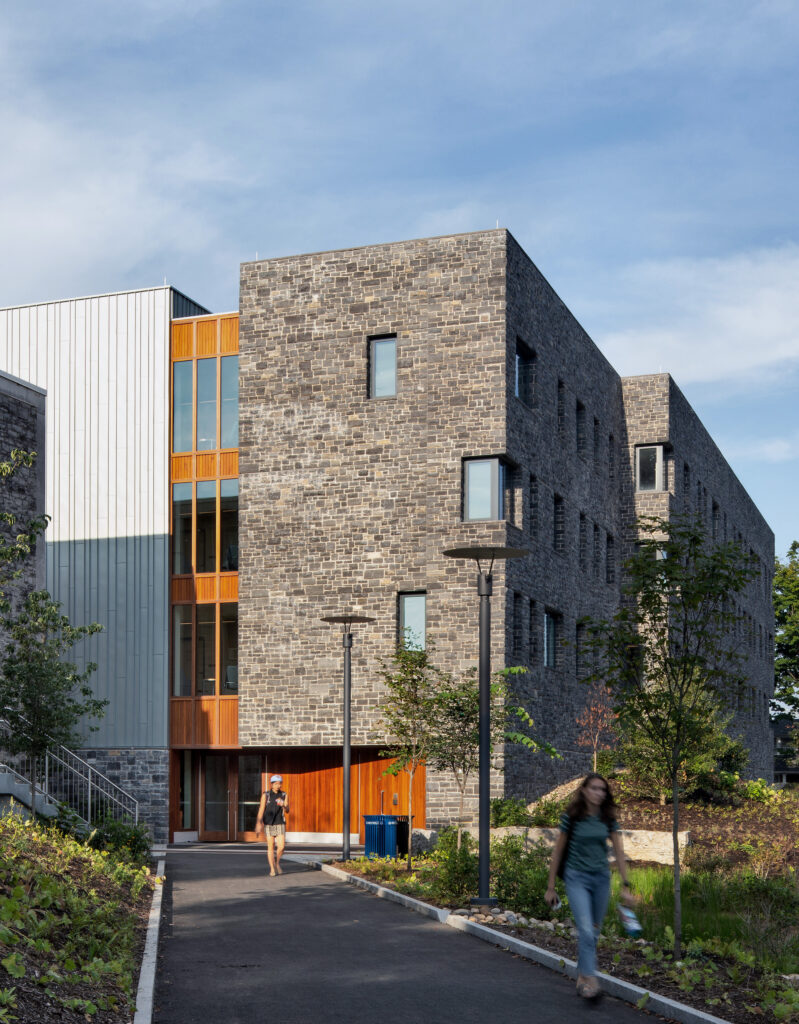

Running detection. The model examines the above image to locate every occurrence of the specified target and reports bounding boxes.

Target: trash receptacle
[363,815,383,859]
[382,815,398,858]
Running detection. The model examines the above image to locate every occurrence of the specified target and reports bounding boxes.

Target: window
[608,435,615,481]
[369,334,397,398]
[196,481,217,574]
[606,534,615,584]
[593,418,600,463]
[575,622,586,680]
[196,605,216,696]
[172,606,192,696]
[528,599,538,664]
[464,458,506,520]
[593,523,600,579]
[557,380,565,439]
[172,361,193,453]
[515,338,535,405]
[529,475,539,538]
[399,592,426,649]
[196,358,218,450]
[636,445,664,491]
[683,462,690,502]
[172,482,192,574]
[712,501,720,540]
[544,610,561,668]
[220,480,239,571]
[512,591,523,661]
[553,494,564,553]
[220,603,239,694]
[576,401,586,457]
[579,513,587,571]
[221,355,239,448]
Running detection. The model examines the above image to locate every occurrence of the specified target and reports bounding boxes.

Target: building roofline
[240,228,509,267]
[0,368,47,396]
[1,284,208,314]
[172,310,238,322]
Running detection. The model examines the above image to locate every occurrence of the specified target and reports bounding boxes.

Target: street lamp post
[442,546,528,907]
[321,613,376,861]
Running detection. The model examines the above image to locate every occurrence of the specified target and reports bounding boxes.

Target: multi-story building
[0,230,774,842]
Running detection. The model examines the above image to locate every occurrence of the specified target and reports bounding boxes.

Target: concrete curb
[311,860,732,1024]
[133,858,166,1024]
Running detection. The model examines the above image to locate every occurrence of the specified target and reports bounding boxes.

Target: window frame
[398,591,426,650]
[369,333,397,399]
[514,337,535,406]
[635,444,665,492]
[463,457,507,522]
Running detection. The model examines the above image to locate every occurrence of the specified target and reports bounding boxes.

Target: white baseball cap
[270,774,283,783]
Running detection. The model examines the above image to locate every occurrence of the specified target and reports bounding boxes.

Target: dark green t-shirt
[559,812,619,874]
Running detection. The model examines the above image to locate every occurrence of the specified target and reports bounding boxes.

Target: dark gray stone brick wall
[80,747,169,843]
[237,230,775,832]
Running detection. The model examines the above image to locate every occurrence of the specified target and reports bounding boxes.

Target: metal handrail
[0,718,138,825]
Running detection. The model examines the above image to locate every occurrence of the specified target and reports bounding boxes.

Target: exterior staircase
[0,720,138,828]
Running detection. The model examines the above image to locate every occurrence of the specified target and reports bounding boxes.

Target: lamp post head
[321,613,376,634]
[442,546,529,575]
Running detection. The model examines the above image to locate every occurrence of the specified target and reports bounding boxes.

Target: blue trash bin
[363,815,383,859]
[382,815,398,858]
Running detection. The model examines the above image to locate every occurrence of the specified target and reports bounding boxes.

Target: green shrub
[595,749,618,777]
[86,813,151,866]
[528,797,566,827]
[741,777,780,803]
[429,828,478,904]
[490,796,532,827]
[490,835,563,919]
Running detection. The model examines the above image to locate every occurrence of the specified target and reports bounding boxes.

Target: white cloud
[722,434,799,464]
[594,245,799,386]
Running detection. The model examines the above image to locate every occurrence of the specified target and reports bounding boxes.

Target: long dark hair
[565,773,617,825]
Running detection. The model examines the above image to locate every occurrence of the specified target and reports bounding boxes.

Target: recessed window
[606,534,615,584]
[172,482,193,574]
[579,513,587,572]
[196,481,216,574]
[557,380,565,439]
[221,603,239,694]
[172,362,193,453]
[593,523,600,579]
[196,358,218,450]
[512,591,523,661]
[515,338,535,405]
[553,494,564,553]
[529,474,539,538]
[544,609,561,668]
[608,435,615,481]
[196,604,216,696]
[399,592,426,649]
[369,334,397,398]
[464,458,506,521]
[172,605,192,696]
[636,445,664,491]
[576,401,587,457]
[221,355,239,448]
[220,479,239,571]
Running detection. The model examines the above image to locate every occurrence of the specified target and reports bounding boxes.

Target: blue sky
[2,1,797,558]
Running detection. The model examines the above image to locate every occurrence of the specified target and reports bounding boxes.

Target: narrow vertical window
[196,358,218,450]
[172,361,193,453]
[399,592,426,649]
[683,462,691,503]
[576,401,586,457]
[557,380,565,439]
[195,604,216,696]
[593,523,600,579]
[512,591,523,661]
[220,479,239,571]
[172,605,193,696]
[196,481,217,574]
[593,418,600,463]
[528,599,538,664]
[606,534,615,584]
[370,334,397,398]
[172,482,193,574]
[529,474,538,538]
[579,513,587,572]
[553,494,564,553]
[712,501,720,540]
[221,355,239,448]
[608,435,615,481]
[220,603,239,694]
[515,338,535,405]
[575,622,586,680]
[636,445,663,491]
[543,610,560,668]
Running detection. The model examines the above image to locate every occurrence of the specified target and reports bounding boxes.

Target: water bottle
[617,904,643,936]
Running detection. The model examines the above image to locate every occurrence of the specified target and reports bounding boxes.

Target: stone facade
[0,371,46,626]
[237,229,774,831]
[80,747,170,843]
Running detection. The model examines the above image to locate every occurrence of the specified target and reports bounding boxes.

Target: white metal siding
[0,287,182,748]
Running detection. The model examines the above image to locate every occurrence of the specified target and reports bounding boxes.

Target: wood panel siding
[172,324,193,359]
[220,316,239,353]
[170,699,193,746]
[171,455,193,480]
[196,453,218,478]
[171,578,195,603]
[197,320,217,355]
[195,699,216,745]
[219,699,239,745]
[194,575,217,602]
[220,451,238,477]
[220,575,238,601]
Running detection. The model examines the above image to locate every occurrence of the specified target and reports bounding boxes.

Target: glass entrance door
[237,755,264,839]
[200,753,232,840]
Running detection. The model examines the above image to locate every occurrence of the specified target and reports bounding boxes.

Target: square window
[399,592,426,649]
[463,458,506,521]
[636,445,664,491]
[369,335,397,398]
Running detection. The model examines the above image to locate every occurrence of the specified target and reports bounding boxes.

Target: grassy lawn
[341,788,799,1023]
[0,813,155,1024]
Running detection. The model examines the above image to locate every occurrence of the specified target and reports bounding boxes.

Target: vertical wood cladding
[238,230,775,827]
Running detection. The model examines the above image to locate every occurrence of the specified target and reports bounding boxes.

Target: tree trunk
[456,779,466,850]
[671,772,682,958]
[593,748,597,772]
[406,766,414,871]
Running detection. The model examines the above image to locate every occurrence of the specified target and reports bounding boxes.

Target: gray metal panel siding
[171,289,210,319]
[0,288,178,748]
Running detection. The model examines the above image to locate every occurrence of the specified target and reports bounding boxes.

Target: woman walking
[545,773,635,1000]
[256,774,289,876]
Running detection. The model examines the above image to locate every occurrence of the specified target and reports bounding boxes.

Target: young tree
[0,591,106,814]
[378,644,446,869]
[575,681,617,773]
[585,515,756,957]
[772,541,799,719]
[426,666,558,848]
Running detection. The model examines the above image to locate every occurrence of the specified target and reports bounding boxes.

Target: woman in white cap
[256,774,289,876]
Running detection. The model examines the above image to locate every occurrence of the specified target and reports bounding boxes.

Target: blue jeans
[564,867,610,978]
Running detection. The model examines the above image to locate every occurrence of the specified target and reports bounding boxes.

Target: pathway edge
[311,859,732,1024]
[133,858,166,1024]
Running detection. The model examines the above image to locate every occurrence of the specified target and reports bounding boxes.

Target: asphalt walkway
[153,846,652,1024]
